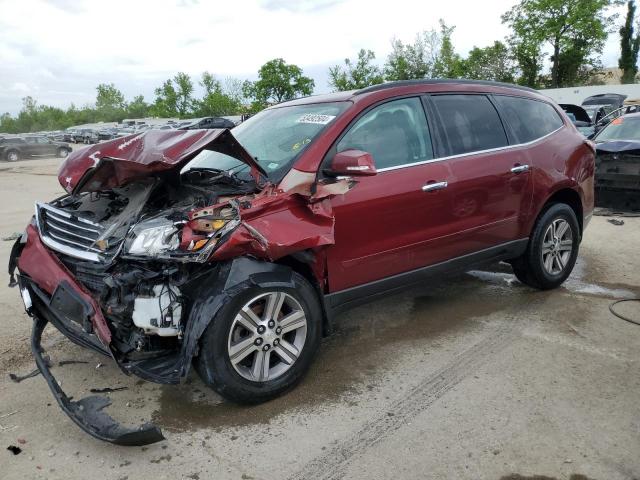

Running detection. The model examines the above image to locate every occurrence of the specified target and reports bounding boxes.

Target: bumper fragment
[30,314,165,446]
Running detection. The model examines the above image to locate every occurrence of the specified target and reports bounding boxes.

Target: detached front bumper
[11,225,165,446]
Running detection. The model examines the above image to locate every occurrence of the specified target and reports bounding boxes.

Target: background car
[0,135,72,161]
[179,116,236,130]
[592,113,640,211]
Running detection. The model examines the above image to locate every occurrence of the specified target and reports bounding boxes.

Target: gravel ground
[0,153,638,480]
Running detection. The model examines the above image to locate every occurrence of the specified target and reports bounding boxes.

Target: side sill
[326,238,528,315]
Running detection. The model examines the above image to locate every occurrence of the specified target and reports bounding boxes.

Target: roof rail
[354,78,538,95]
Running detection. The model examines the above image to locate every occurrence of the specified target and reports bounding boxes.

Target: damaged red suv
[9,80,594,445]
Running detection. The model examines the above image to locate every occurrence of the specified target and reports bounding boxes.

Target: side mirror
[328,149,377,176]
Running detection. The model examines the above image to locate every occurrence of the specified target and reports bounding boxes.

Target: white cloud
[0,0,627,114]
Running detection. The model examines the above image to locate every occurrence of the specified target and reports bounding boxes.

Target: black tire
[195,271,322,404]
[5,149,20,162]
[511,203,580,290]
[57,147,70,158]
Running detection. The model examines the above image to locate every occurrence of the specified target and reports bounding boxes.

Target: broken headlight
[125,218,180,256]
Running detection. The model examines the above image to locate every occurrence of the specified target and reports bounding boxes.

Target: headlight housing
[125,218,180,256]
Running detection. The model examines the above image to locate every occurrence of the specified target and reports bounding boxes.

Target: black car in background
[592,112,640,211]
[179,116,236,130]
[0,136,72,162]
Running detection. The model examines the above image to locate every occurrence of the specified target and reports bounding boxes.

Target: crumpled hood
[595,140,640,155]
[58,129,266,193]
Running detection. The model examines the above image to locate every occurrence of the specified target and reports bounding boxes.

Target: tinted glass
[431,94,508,155]
[36,137,49,144]
[594,116,640,142]
[494,96,564,144]
[337,97,433,169]
[24,137,36,144]
[184,102,348,182]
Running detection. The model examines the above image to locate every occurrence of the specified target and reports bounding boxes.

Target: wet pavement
[0,157,638,480]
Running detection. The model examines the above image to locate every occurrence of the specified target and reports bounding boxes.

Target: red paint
[58,129,263,193]
[18,225,112,344]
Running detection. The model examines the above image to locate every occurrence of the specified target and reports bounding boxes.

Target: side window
[24,137,36,144]
[36,137,49,144]
[430,94,508,156]
[494,96,564,144]
[337,97,433,170]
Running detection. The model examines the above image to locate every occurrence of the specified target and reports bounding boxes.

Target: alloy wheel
[541,218,573,275]
[7,151,18,162]
[227,291,307,382]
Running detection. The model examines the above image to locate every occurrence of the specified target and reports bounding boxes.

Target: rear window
[431,94,508,156]
[494,96,564,144]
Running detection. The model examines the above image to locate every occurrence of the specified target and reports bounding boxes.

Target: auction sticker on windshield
[296,114,336,125]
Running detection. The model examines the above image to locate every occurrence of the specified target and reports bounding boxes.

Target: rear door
[22,137,39,156]
[326,96,456,292]
[426,93,534,254]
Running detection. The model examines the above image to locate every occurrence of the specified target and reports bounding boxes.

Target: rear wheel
[5,150,20,162]
[195,271,321,404]
[57,147,70,158]
[511,203,580,290]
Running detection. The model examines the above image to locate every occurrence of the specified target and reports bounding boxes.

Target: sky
[0,0,627,115]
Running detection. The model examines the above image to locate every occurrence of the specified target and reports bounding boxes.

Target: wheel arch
[536,187,584,238]
[276,252,333,336]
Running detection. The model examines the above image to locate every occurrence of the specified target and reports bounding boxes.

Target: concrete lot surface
[0,153,639,480]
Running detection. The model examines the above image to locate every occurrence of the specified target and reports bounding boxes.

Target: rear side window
[494,96,564,144]
[430,94,508,156]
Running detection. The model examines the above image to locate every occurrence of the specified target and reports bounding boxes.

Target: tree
[328,49,384,91]
[460,41,517,83]
[502,0,616,88]
[174,72,194,117]
[195,72,242,117]
[152,79,179,117]
[619,0,640,83]
[432,20,464,78]
[384,30,440,80]
[244,58,314,110]
[127,95,150,118]
[95,83,125,111]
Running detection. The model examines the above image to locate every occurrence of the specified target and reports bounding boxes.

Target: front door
[326,96,456,292]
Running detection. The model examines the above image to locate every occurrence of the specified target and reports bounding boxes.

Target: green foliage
[127,95,151,119]
[460,41,517,83]
[384,30,439,81]
[243,58,314,110]
[502,0,616,88]
[195,72,242,117]
[152,73,194,118]
[619,0,640,83]
[328,49,384,91]
[431,20,464,78]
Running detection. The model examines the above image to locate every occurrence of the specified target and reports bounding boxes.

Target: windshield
[594,116,640,142]
[182,101,348,182]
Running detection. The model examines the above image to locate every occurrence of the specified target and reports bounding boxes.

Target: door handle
[510,164,530,174]
[422,181,448,192]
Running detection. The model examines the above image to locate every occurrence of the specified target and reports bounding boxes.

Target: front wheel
[195,271,322,404]
[57,147,70,158]
[5,150,20,162]
[511,203,580,290]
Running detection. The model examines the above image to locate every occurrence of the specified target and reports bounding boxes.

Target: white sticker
[296,114,336,125]
[268,162,279,169]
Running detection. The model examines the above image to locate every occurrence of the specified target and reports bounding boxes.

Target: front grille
[36,202,123,262]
